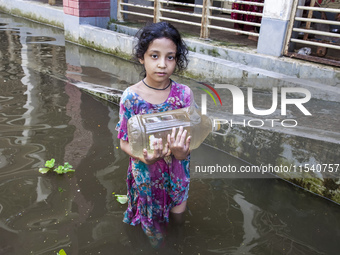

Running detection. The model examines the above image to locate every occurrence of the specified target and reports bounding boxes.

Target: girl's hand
[167,126,191,160]
[141,138,170,165]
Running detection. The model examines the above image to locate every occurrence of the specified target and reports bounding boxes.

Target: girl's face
[140,37,177,86]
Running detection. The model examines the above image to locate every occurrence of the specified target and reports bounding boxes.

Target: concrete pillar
[110,0,118,20]
[257,0,295,57]
[63,0,111,42]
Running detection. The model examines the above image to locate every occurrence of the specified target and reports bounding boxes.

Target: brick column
[257,0,295,56]
[63,0,111,42]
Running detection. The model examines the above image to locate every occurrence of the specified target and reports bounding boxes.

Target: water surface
[0,12,339,255]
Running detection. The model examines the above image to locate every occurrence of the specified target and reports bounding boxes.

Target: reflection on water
[233,193,260,253]
[0,12,340,255]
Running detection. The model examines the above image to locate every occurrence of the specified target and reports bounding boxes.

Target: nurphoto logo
[198,84,312,128]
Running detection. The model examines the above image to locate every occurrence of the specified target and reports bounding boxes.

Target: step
[187,51,340,102]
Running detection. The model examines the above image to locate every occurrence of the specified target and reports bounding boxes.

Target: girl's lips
[156,72,167,76]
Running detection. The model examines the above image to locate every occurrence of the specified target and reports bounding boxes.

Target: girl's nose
[158,58,166,68]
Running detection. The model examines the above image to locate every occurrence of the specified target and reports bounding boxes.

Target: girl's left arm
[166,85,193,160]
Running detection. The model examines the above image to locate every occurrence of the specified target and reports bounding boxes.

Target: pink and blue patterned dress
[115,80,192,245]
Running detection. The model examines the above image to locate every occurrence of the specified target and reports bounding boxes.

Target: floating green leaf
[54,165,65,175]
[57,249,67,255]
[53,162,75,174]
[62,162,75,173]
[115,194,128,204]
[53,166,64,174]
[63,162,73,170]
[38,167,51,174]
[45,158,55,168]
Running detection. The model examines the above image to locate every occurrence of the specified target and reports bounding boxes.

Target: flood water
[0,12,340,255]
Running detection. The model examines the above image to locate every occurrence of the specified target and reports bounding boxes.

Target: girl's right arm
[120,139,170,165]
[119,139,135,158]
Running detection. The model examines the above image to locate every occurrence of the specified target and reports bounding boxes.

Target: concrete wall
[0,0,64,28]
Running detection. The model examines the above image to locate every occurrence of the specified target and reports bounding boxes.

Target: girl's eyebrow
[148,50,176,54]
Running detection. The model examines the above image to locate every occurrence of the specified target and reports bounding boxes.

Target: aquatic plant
[39,158,75,174]
[113,192,128,204]
[57,249,67,255]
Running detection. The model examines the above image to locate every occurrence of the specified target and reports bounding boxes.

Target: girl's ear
[139,58,144,65]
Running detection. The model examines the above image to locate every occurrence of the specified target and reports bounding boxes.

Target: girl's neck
[143,78,171,90]
[130,80,173,105]
[143,78,172,91]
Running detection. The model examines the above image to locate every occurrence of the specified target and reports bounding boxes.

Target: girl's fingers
[170,127,176,142]
[142,139,169,163]
[165,147,172,157]
[143,148,149,159]
[179,129,187,145]
[152,139,164,158]
[167,133,171,144]
[159,139,165,156]
[163,143,170,156]
[167,127,190,160]
[164,142,169,151]
[157,138,163,151]
[186,136,191,149]
[153,140,159,151]
[175,126,183,143]
[174,126,188,146]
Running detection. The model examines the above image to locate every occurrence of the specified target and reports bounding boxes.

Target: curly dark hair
[134,22,189,75]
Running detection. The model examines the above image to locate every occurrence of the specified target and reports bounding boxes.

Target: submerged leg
[170,200,187,214]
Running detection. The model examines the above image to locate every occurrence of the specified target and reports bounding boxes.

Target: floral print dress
[115,81,192,245]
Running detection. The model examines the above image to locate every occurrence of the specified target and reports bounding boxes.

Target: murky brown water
[1,12,340,255]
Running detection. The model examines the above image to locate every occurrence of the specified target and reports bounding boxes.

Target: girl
[115,22,193,246]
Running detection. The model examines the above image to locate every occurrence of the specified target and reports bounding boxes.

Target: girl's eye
[151,54,158,59]
[168,56,175,60]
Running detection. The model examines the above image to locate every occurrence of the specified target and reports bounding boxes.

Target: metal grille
[284,0,340,66]
[116,0,264,40]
